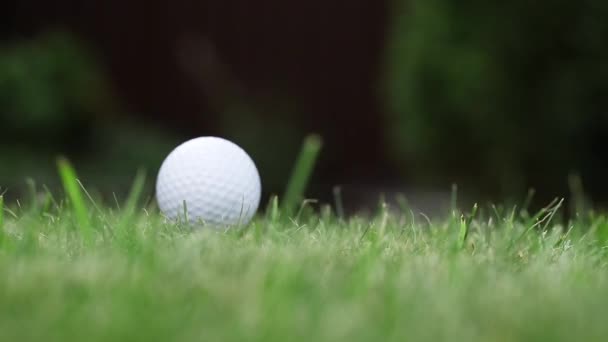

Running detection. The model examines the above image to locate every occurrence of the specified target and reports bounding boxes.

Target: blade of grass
[457,215,468,249]
[77,179,105,216]
[112,192,121,211]
[282,134,322,214]
[0,192,13,250]
[115,170,147,249]
[378,202,389,237]
[265,195,280,224]
[521,188,535,218]
[457,203,478,250]
[124,169,147,217]
[0,195,4,242]
[541,198,564,231]
[451,183,458,218]
[568,174,587,218]
[295,199,318,223]
[26,178,39,213]
[41,190,53,214]
[57,157,92,243]
[509,198,564,250]
[42,185,60,211]
[333,186,344,220]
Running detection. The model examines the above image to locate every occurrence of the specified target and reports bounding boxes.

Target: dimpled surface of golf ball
[156,137,261,226]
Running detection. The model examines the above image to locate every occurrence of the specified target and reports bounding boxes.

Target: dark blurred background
[2,0,608,211]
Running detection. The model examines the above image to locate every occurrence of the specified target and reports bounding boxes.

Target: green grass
[2,145,608,341]
[1,190,608,342]
[282,134,322,214]
[56,157,93,243]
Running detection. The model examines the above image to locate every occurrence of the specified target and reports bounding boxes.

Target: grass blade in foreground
[265,195,280,223]
[57,157,92,243]
[0,195,3,226]
[115,170,147,249]
[0,195,4,244]
[123,169,147,218]
[457,203,478,250]
[282,134,322,215]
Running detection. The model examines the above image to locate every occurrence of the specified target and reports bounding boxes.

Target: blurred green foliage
[0,32,105,149]
[0,32,177,195]
[385,0,608,196]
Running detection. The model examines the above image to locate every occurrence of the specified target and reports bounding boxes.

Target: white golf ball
[156,137,261,226]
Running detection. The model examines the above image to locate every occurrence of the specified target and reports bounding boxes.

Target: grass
[56,157,92,243]
[2,190,608,342]
[282,134,322,214]
[2,141,608,342]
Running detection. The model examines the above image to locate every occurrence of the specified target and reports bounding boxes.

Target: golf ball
[156,137,261,226]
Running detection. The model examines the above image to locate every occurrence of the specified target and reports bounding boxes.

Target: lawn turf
[1,195,608,342]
